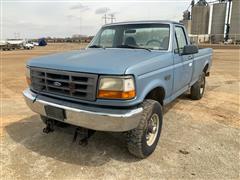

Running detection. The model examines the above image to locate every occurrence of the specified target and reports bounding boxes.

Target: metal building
[180,10,192,33]
[211,2,227,43]
[230,0,240,41]
[191,1,210,35]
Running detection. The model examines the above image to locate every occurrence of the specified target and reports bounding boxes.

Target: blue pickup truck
[24,21,212,158]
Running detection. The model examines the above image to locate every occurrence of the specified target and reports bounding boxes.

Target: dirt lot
[1,43,239,179]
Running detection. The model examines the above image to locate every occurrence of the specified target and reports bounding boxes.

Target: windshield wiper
[88,45,104,48]
[116,44,151,52]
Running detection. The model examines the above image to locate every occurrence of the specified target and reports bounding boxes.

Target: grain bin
[180,20,192,34]
[191,1,210,35]
[230,0,240,41]
[211,2,227,43]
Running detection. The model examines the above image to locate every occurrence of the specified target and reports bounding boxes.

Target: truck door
[173,26,193,93]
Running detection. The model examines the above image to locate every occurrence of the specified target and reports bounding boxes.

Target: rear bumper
[23,88,142,132]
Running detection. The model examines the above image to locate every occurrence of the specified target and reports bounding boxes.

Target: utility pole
[14,32,20,39]
[225,0,232,41]
[109,14,116,23]
[102,13,116,24]
[102,13,107,24]
[102,8,110,24]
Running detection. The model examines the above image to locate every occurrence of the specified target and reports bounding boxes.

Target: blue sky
[1,0,190,39]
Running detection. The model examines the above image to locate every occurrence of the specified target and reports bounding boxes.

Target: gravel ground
[1,44,239,179]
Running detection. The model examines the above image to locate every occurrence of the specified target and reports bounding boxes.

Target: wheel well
[203,64,209,74]
[145,87,165,105]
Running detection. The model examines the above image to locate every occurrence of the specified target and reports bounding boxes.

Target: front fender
[136,75,168,103]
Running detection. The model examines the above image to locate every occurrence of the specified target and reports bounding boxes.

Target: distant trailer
[0,43,16,51]
[6,39,25,50]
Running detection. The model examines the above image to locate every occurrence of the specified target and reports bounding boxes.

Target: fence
[189,34,240,45]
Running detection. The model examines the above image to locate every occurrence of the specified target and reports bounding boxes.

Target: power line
[102,12,116,24]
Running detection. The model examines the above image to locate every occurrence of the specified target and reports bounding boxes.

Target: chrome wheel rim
[200,76,205,95]
[146,113,159,146]
[200,86,204,94]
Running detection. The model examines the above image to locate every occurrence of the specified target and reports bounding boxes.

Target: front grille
[30,68,98,101]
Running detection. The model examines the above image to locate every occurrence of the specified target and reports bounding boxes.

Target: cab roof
[103,20,183,27]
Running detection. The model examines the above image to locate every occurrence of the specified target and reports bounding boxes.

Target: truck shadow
[164,94,189,114]
[5,115,140,167]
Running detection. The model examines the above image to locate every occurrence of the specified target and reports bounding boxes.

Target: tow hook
[43,120,55,134]
[72,127,95,146]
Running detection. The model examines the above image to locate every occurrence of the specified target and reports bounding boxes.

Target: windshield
[89,23,170,51]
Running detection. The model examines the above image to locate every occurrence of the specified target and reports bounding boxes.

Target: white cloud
[70,4,90,12]
[2,1,189,39]
[95,7,110,14]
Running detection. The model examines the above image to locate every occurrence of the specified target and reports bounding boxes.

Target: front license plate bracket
[44,105,66,121]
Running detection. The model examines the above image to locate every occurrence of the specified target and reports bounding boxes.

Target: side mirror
[182,45,198,55]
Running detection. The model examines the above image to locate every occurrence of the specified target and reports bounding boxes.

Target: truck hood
[28,48,167,75]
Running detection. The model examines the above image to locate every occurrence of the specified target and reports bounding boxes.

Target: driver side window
[174,35,179,53]
[175,27,187,54]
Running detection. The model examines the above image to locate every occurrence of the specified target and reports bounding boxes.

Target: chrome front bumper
[23,88,143,132]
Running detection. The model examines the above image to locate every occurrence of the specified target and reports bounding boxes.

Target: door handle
[189,62,193,67]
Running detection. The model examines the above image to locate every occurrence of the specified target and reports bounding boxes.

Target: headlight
[26,67,31,86]
[97,76,136,100]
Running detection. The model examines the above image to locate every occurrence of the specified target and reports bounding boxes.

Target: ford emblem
[53,81,62,87]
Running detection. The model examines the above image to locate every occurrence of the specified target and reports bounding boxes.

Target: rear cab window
[123,25,170,50]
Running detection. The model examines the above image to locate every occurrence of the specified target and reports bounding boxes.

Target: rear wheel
[127,100,163,158]
[190,72,206,100]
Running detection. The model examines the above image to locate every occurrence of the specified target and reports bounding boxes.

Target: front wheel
[190,72,206,100]
[127,100,163,158]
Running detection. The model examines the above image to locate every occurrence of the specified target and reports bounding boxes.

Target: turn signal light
[98,90,136,100]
